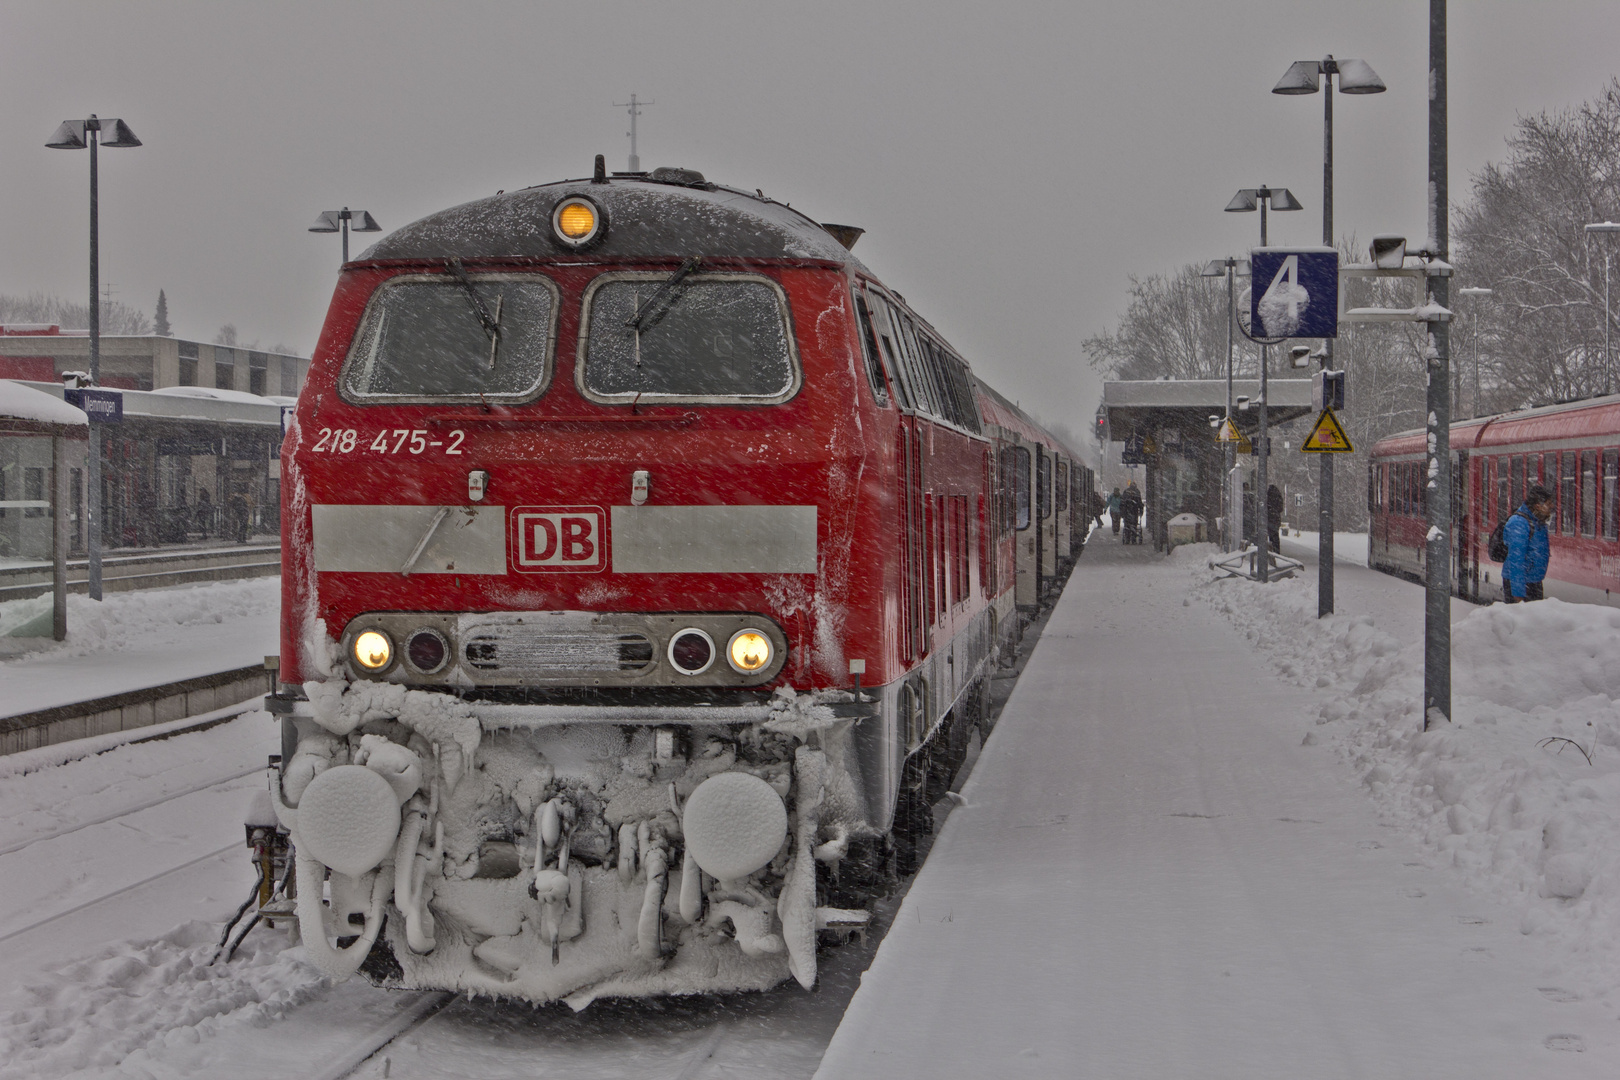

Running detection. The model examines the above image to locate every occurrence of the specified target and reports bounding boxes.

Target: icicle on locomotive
[264,158,1091,1004]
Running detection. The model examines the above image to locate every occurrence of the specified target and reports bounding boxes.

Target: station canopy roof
[1103,379,1314,441]
[0,379,88,437]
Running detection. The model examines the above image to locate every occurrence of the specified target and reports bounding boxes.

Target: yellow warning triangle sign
[1302,407,1354,453]
[1216,418,1242,442]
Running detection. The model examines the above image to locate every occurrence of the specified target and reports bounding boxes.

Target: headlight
[726,629,772,674]
[668,629,715,675]
[353,630,393,671]
[552,197,602,248]
[405,628,448,674]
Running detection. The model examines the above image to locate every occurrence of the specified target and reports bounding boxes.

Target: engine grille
[463,629,655,677]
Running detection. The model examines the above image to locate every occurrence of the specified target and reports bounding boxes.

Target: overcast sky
[3,1,1618,437]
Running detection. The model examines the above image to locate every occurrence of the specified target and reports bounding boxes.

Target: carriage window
[1497,457,1510,523]
[1581,451,1597,537]
[1560,452,1578,535]
[1014,447,1031,530]
[1606,449,1620,542]
[1037,450,1052,520]
[342,275,556,402]
[580,273,797,402]
[1056,461,1069,512]
[1511,456,1525,510]
[853,294,890,407]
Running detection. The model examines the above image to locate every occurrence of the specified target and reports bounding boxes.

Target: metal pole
[1319,64,1336,616]
[1424,0,1452,728]
[1225,262,1236,550]
[52,434,69,640]
[341,208,350,265]
[1605,249,1612,395]
[1256,200,1270,582]
[87,118,103,602]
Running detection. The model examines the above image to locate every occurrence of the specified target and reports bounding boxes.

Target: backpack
[1487,509,1530,563]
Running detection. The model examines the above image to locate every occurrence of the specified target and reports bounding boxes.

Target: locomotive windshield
[578,273,798,403]
[340,275,556,402]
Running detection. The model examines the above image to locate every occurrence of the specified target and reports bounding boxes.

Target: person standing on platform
[1266,483,1284,553]
[1107,488,1122,536]
[1503,484,1553,603]
[1120,481,1144,545]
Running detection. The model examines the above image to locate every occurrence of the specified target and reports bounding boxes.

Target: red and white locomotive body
[272,167,1051,1003]
[1370,394,1620,605]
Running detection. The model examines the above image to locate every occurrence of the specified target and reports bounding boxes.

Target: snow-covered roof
[151,385,297,407]
[0,379,87,432]
[361,173,869,271]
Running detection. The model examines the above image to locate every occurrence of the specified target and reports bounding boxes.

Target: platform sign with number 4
[1250,248,1339,339]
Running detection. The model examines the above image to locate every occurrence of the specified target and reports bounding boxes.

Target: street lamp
[1273,54,1386,618]
[310,208,382,264]
[1226,185,1303,581]
[1457,286,1493,416]
[1585,222,1620,395]
[46,115,142,602]
[1202,255,1250,550]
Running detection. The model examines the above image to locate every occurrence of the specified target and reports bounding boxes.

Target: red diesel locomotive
[1370,393,1620,605]
[266,159,1090,1004]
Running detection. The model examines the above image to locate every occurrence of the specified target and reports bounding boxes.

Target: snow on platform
[816,532,1619,1078]
[0,576,279,718]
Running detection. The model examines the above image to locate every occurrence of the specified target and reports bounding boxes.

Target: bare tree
[1454,79,1620,409]
[0,291,152,334]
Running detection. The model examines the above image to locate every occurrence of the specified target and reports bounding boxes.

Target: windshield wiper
[447,258,502,367]
[625,256,703,335]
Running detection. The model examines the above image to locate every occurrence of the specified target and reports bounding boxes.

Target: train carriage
[1369,394,1620,605]
[264,160,1084,1005]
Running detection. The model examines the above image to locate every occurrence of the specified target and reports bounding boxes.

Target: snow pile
[0,380,86,427]
[1186,559,1620,997]
[0,923,325,1080]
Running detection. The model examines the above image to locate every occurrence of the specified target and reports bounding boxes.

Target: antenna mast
[612,93,653,172]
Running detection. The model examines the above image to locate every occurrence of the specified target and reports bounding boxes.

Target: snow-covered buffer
[273,681,873,1005]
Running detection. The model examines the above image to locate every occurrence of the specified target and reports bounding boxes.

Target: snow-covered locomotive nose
[681,771,789,882]
[295,765,401,876]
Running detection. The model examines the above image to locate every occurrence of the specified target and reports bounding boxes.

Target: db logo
[512,506,606,573]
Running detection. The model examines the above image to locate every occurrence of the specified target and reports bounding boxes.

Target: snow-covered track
[309,993,455,1080]
[0,764,264,857]
[0,842,239,946]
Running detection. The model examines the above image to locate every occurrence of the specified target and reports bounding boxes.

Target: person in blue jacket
[1503,483,1554,603]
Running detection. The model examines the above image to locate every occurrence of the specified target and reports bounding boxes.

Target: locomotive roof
[360,172,871,269]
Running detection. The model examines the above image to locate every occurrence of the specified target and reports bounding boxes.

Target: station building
[0,325,305,568]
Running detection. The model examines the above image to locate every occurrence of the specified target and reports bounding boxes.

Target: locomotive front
[271,167,889,1004]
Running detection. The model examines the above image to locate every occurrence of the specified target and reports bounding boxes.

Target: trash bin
[1167,512,1205,547]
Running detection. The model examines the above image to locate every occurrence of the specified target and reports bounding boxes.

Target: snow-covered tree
[215,324,238,346]
[1454,79,1620,410]
[154,290,171,336]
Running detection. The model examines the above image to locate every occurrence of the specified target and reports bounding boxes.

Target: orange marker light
[556,201,597,240]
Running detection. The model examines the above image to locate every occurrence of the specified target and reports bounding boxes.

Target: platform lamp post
[1585,222,1620,395]
[1225,185,1303,582]
[46,115,141,602]
[1457,286,1493,417]
[1202,255,1250,550]
[309,208,381,265]
[1273,54,1386,617]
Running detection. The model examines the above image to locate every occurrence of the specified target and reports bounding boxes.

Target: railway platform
[815,530,1617,1079]
[0,538,279,603]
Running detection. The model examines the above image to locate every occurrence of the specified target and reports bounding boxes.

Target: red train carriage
[263,161,1085,1004]
[1369,394,1620,605]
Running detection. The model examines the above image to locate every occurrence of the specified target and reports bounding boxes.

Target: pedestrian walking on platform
[1120,481,1144,545]
[1502,483,1553,603]
[1107,488,1122,536]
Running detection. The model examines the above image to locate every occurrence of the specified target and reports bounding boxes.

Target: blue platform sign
[63,388,123,423]
[1250,248,1339,339]
[1121,433,1148,464]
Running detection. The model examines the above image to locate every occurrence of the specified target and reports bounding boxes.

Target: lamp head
[98,119,142,148]
[1370,234,1407,269]
[1289,345,1312,368]
[1272,60,1322,95]
[1333,59,1387,94]
[1267,188,1304,212]
[1202,260,1228,277]
[350,211,382,233]
[45,121,87,150]
[309,211,342,233]
[1225,189,1259,213]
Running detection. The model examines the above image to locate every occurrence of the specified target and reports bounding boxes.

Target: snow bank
[1188,566,1620,998]
[0,923,325,1080]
